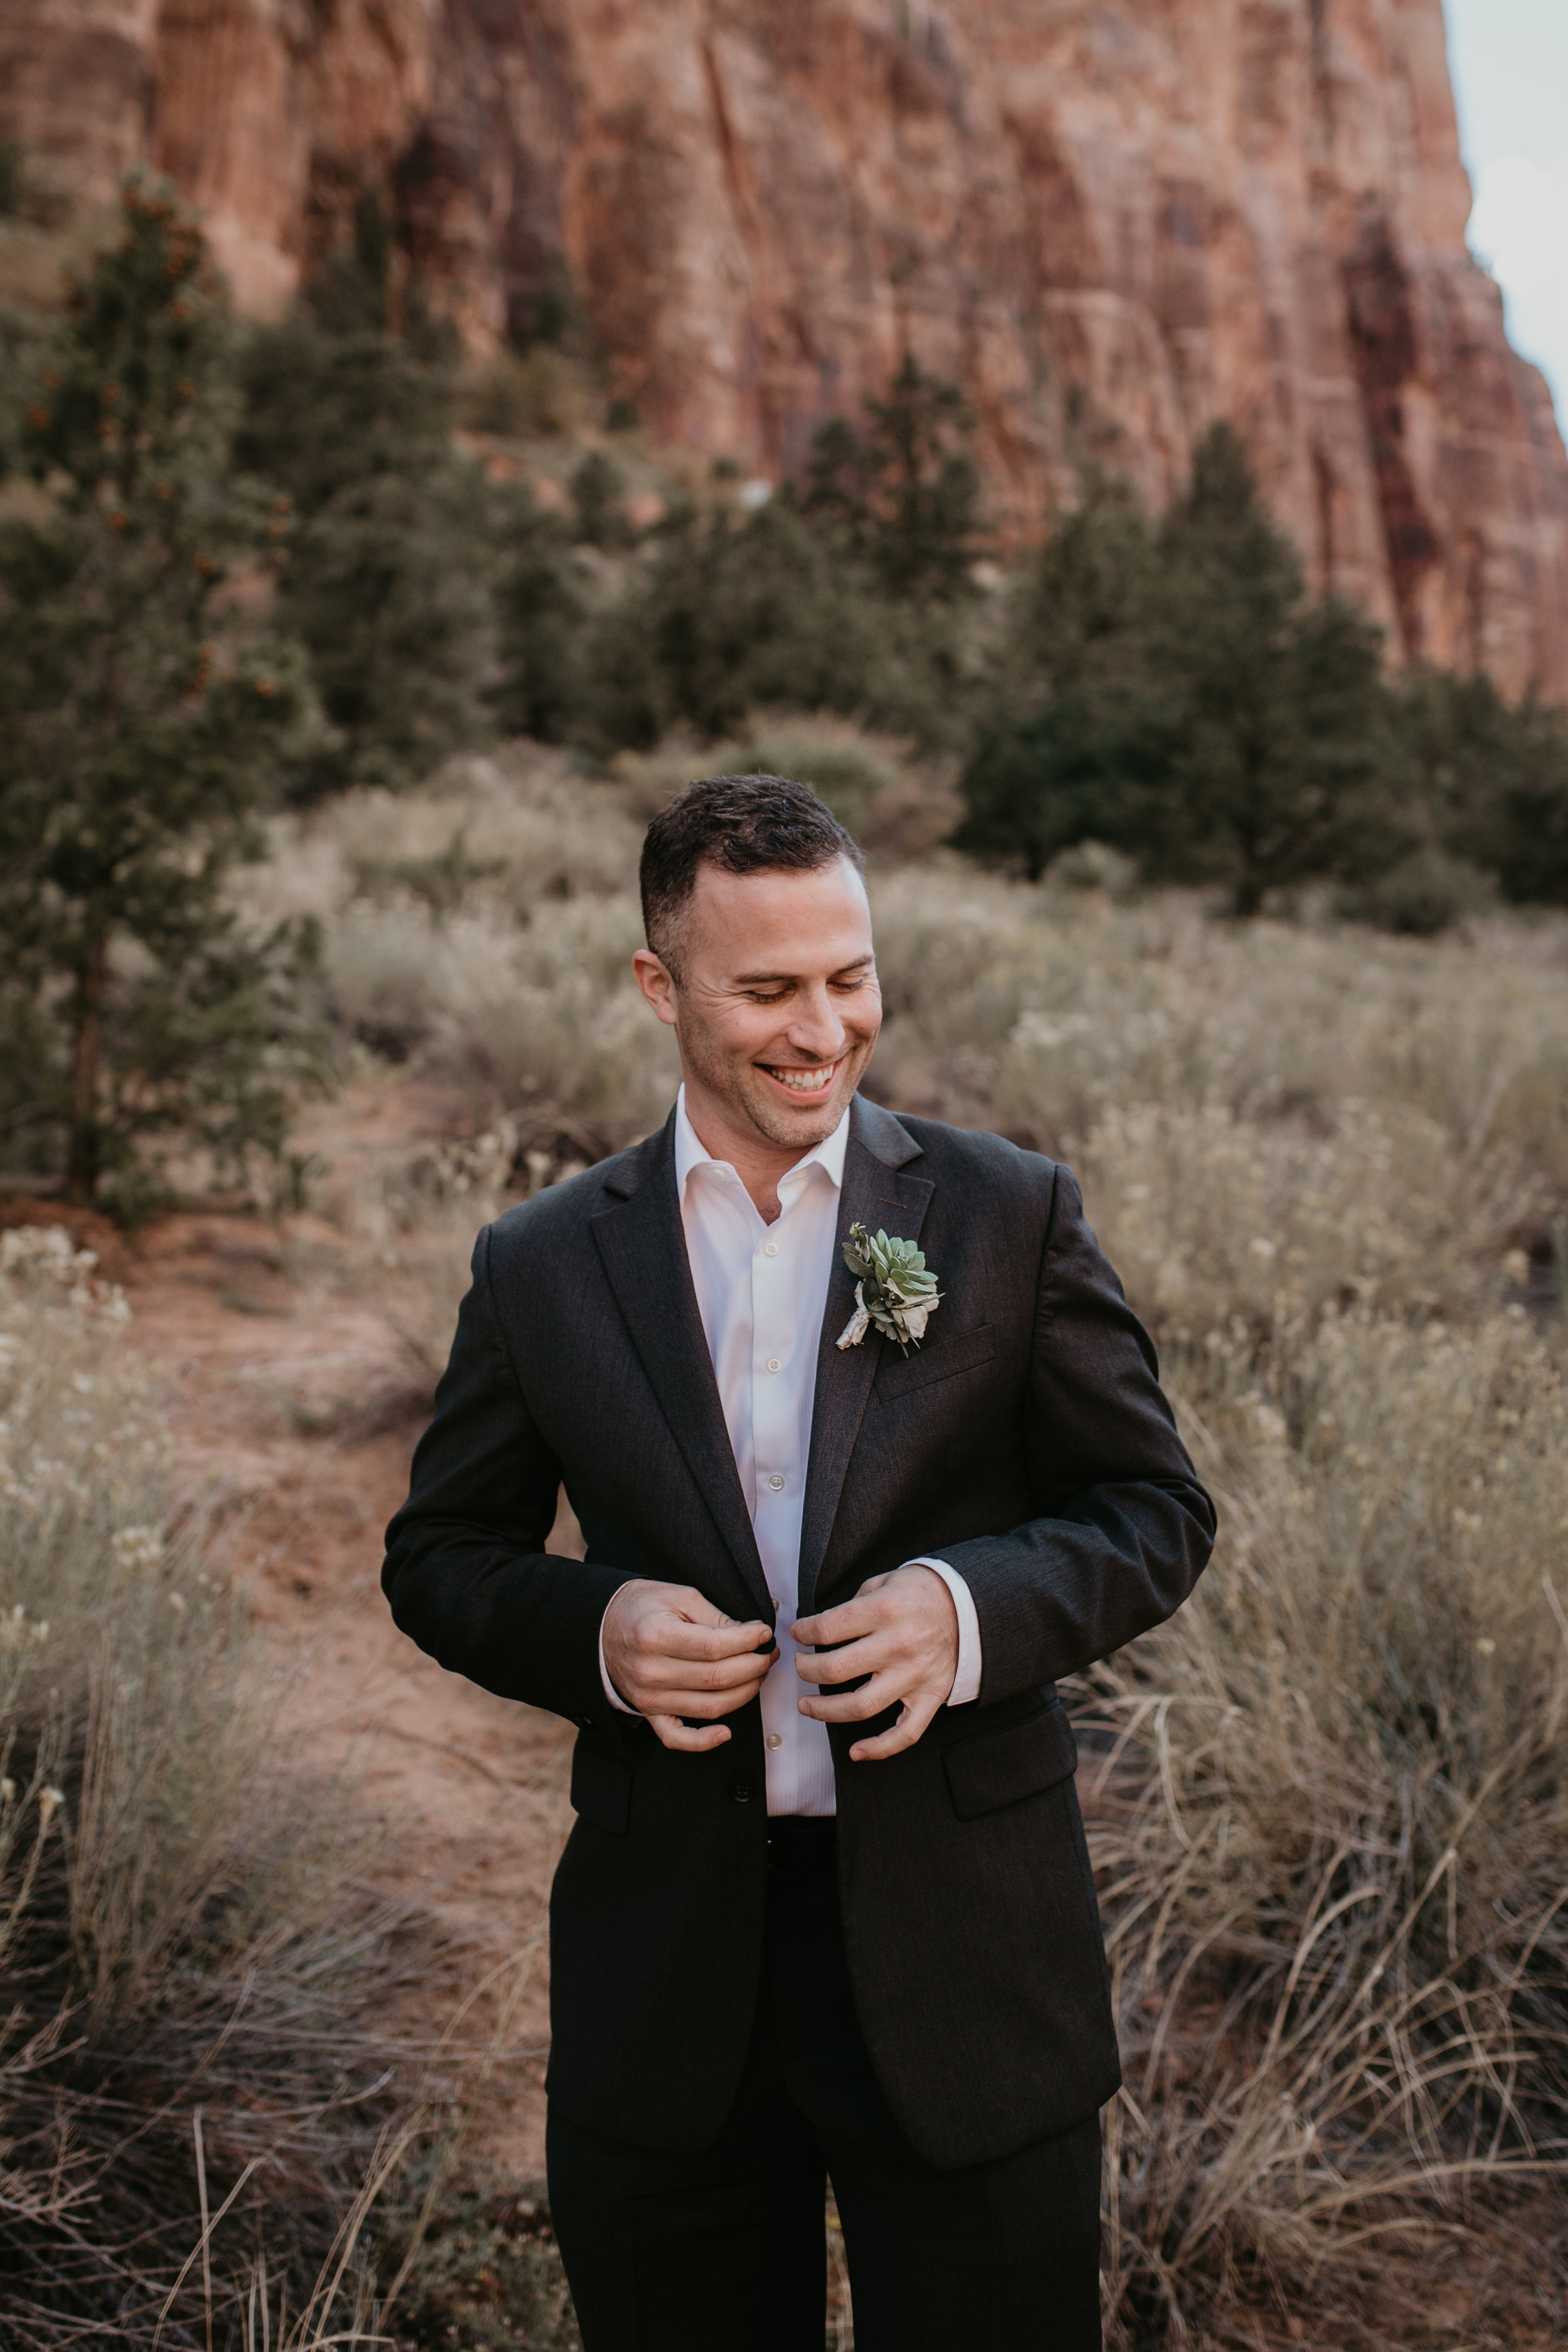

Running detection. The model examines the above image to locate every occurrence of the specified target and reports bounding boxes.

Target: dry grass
[1089,1310,1568,2339]
[0,1227,444,2348]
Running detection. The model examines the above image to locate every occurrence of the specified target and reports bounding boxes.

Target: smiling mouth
[758,1059,840,1096]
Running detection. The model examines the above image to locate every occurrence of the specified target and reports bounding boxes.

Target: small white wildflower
[1249,1237,1277,1261]
[0,1779,13,1805]
[38,1786,65,1828]
[1475,1638,1496,1658]
[112,1526,164,1573]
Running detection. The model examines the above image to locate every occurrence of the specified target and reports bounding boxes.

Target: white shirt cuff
[903,1558,982,1706]
[598,1606,640,1714]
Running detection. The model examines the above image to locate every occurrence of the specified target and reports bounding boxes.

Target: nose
[785,982,849,1062]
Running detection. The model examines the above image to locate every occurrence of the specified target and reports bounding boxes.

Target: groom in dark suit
[383,775,1215,2350]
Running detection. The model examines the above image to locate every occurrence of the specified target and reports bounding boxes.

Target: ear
[632,947,679,1027]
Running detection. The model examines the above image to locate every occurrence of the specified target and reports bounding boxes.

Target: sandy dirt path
[119,1091,576,2180]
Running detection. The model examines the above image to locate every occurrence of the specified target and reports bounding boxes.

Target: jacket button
[729,1772,757,1804]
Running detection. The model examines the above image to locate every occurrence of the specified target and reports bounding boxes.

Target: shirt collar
[674,1084,850,1207]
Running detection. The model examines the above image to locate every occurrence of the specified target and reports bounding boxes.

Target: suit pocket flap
[873,1322,995,1404]
[571,1738,632,1835]
[943,1701,1077,1821]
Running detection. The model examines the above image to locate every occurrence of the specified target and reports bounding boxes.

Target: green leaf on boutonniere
[835,1222,943,1356]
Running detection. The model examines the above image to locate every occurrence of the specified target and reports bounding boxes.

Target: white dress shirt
[599,1088,982,1814]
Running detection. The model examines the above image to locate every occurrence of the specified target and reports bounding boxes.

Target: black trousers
[548,1819,1103,2351]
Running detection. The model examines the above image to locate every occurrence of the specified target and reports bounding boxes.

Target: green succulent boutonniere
[835,1222,943,1356]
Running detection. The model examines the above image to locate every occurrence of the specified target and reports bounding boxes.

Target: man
[383,775,1215,2350]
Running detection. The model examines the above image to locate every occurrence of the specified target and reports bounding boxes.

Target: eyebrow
[732,954,876,985]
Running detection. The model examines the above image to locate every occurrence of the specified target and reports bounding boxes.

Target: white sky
[1444,0,1568,423]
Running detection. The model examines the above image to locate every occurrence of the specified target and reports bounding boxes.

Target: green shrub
[1338,844,1495,935]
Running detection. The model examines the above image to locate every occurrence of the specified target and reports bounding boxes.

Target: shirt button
[766,1732,783,1751]
[767,1473,785,1491]
[763,1241,779,1257]
[766,1357,781,1373]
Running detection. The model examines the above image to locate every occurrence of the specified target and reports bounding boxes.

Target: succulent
[836,1222,943,1355]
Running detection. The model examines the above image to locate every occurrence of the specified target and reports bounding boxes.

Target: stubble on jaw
[676,1017,864,1153]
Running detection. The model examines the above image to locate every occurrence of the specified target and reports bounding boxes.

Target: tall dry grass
[1090,1310,1568,2336]
[0,1227,440,2349]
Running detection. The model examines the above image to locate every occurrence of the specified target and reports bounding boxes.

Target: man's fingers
[646,1712,732,1754]
[792,1597,883,1650]
[649,1642,779,1686]
[798,1670,906,1725]
[848,1690,943,1763]
[661,1586,738,1631]
[794,1633,896,1687]
[630,1675,770,1720]
[645,1610,775,1662]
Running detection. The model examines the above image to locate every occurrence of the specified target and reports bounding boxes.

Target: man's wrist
[899,1558,982,1706]
[598,1587,642,1715]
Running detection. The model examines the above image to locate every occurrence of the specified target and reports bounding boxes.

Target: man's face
[634,856,882,1156]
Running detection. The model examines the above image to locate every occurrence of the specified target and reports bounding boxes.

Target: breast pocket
[872,1322,995,1406]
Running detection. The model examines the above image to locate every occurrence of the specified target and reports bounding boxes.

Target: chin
[742,1079,854,1148]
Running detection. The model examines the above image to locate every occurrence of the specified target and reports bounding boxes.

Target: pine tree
[958,474,1173,875]
[803,353,984,599]
[960,430,1400,909]
[235,203,494,795]
[0,181,320,1209]
[1148,426,1398,914]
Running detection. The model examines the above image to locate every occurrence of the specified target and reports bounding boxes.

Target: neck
[682,1081,837,1223]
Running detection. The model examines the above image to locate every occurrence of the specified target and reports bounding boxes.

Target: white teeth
[766,1065,835,1092]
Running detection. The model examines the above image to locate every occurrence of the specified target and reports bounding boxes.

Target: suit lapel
[798,1098,932,1614]
[591,1136,774,1623]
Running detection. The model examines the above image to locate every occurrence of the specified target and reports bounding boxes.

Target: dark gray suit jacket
[383,1096,1214,2168]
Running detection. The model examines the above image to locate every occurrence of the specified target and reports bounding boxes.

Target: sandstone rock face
[6,0,1567,695]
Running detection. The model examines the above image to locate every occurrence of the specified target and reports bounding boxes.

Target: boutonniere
[835,1222,943,1356]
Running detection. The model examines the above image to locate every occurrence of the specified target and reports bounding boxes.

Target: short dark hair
[639,774,864,975]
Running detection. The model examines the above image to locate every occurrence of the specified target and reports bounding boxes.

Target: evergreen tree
[0,181,320,1209]
[1150,427,1397,913]
[803,353,984,599]
[960,430,1401,910]
[581,497,969,753]
[1395,665,1568,906]
[958,475,1173,874]
[235,201,493,795]
[489,483,591,743]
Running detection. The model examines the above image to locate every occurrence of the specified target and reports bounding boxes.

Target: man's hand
[602,1579,777,1754]
[792,1565,958,1762]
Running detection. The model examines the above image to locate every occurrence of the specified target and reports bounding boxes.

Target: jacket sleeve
[937,1163,1216,1706]
[381,1224,635,1727]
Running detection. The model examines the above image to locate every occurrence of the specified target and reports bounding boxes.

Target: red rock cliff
[7,0,1567,696]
